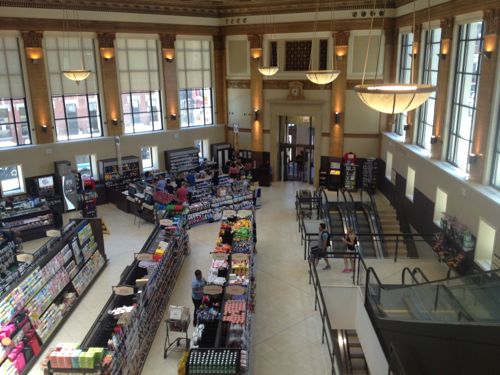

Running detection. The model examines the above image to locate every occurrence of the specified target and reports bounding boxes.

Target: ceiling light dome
[353,83,436,114]
[258,66,279,76]
[63,69,92,84]
[306,70,341,85]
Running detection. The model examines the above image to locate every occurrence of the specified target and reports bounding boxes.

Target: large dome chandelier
[258,14,279,77]
[353,0,435,113]
[306,0,340,85]
[62,5,91,84]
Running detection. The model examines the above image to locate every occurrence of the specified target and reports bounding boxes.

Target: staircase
[345,330,370,375]
[374,195,406,258]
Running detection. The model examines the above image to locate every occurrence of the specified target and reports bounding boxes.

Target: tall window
[117,38,163,134]
[416,28,441,150]
[177,39,213,127]
[491,108,500,189]
[45,35,102,141]
[0,165,24,196]
[0,36,31,148]
[447,21,483,171]
[394,32,413,135]
[140,146,157,171]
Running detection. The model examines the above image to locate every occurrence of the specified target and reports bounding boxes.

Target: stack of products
[187,349,240,375]
[46,344,107,370]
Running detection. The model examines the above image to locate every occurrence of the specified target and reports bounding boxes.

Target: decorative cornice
[440,17,454,39]
[159,33,176,49]
[334,31,350,46]
[227,80,250,89]
[97,32,115,48]
[484,8,500,35]
[21,30,43,48]
[0,1,398,17]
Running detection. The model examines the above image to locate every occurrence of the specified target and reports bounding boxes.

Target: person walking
[311,223,331,270]
[191,270,206,325]
[342,228,357,273]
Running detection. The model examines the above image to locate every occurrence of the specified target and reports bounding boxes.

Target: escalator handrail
[367,193,387,257]
[412,267,430,283]
[439,284,474,322]
[365,266,385,305]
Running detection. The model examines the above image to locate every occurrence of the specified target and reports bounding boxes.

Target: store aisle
[146,181,332,375]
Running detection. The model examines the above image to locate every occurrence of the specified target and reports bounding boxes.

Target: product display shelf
[164,147,200,174]
[77,211,189,375]
[0,219,107,375]
[98,156,140,189]
[343,163,358,191]
[0,201,55,241]
[186,209,255,375]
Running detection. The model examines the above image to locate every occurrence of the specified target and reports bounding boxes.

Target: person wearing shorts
[342,228,357,273]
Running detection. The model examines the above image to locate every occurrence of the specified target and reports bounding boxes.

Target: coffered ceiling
[0,0,409,17]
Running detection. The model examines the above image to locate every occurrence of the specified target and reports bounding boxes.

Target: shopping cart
[164,305,190,359]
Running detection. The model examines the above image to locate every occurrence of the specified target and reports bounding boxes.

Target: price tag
[203,285,223,295]
[212,253,228,261]
[113,286,135,296]
[231,253,248,262]
[136,253,153,261]
[226,285,246,295]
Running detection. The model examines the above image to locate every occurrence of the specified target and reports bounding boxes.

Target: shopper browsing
[342,228,357,273]
[311,223,331,270]
[176,182,189,204]
[191,270,206,325]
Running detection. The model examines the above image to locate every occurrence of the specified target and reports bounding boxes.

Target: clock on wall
[287,81,304,100]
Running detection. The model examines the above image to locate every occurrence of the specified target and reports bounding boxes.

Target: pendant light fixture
[62,5,91,84]
[258,13,279,76]
[306,0,340,85]
[353,0,435,114]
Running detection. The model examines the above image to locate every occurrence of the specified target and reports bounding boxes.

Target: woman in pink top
[176,182,189,204]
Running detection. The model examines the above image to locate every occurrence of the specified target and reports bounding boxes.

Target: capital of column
[159,34,176,49]
[97,33,115,48]
[21,31,43,48]
[440,17,454,39]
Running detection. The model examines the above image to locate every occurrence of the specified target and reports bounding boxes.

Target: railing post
[434,284,440,311]
[394,235,399,262]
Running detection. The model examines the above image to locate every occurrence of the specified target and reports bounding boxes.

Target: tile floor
[24,181,447,374]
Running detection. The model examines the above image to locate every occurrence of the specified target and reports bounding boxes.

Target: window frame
[416,28,441,150]
[140,146,155,171]
[446,21,484,172]
[491,107,500,189]
[178,88,213,128]
[394,32,414,136]
[121,91,163,134]
[75,154,95,178]
[52,93,103,141]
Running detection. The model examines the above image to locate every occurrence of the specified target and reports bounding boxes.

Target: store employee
[192,270,206,325]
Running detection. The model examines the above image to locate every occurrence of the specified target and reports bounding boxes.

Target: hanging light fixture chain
[373,0,389,85]
[425,0,432,85]
[361,0,378,85]
[331,0,336,70]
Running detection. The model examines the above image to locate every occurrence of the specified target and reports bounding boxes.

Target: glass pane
[19,122,31,145]
[121,93,132,114]
[180,109,188,128]
[179,90,188,109]
[0,101,14,124]
[0,166,20,192]
[141,147,153,169]
[204,107,213,125]
[458,107,473,139]
[68,117,91,140]
[55,119,69,141]
[456,138,470,170]
[186,52,202,69]
[123,114,134,134]
[0,124,16,148]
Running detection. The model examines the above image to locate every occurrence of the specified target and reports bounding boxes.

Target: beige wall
[381,133,500,267]
[0,126,225,178]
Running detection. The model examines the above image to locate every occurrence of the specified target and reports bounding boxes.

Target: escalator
[365,268,500,375]
[327,201,347,251]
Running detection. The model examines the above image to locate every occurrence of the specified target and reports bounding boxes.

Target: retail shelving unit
[98,156,141,190]
[362,158,378,194]
[0,200,55,241]
[164,147,200,174]
[76,210,189,375]
[183,209,256,375]
[0,219,107,374]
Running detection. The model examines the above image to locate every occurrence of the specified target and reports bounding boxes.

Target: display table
[0,200,56,241]
[181,209,256,375]
[0,218,107,375]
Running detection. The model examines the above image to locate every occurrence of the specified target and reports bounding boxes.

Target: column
[330,31,349,157]
[430,17,454,159]
[248,35,264,153]
[469,8,499,182]
[405,24,421,144]
[21,31,54,144]
[97,33,122,137]
[213,35,227,127]
[160,33,180,130]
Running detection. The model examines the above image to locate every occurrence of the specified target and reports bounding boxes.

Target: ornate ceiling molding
[484,8,500,35]
[0,0,397,18]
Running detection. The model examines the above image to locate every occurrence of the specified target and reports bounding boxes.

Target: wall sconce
[403,124,411,131]
[111,118,119,126]
[468,153,479,164]
[334,111,341,123]
[439,38,450,59]
[40,124,48,132]
[335,45,348,61]
[170,113,177,120]
[253,109,259,121]
[25,47,43,64]
[250,47,263,59]
[100,47,115,62]
[482,34,497,59]
[162,48,175,62]
[430,135,440,144]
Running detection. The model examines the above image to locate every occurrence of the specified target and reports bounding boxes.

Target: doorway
[278,115,315,184]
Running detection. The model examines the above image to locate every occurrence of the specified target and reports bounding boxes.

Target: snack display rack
[184,209,256,375]
[98,156,141,191]
[164,148,200,174]
[0,218,107,375]
[51,210,190,375]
